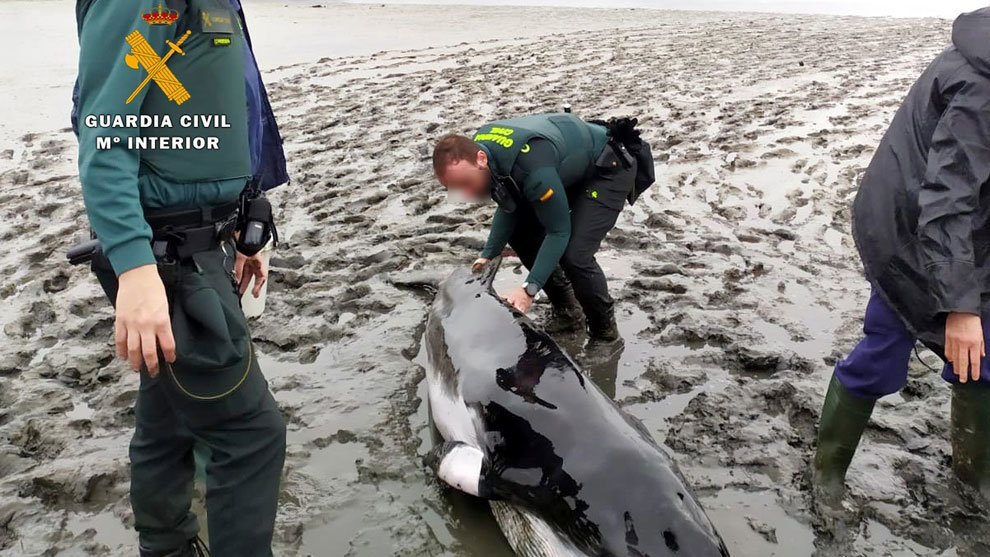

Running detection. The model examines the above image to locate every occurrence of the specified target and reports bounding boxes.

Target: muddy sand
[0,4,981,556]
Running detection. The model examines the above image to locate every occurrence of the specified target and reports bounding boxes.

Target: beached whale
[423,259,729,556]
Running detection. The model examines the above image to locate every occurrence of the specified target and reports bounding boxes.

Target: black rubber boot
[587,312,620,343]
[545,297,585,334]
[585,309,623,361]
[139,537,209,557]
[951,384,990,500]
[540,269,585,334]
[813,374,876,503]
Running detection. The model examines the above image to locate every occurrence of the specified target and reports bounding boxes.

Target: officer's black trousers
[508,157,637,328]
[93,243,286,557]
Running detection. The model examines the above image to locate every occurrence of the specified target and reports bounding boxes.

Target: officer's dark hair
[433,134,482,177]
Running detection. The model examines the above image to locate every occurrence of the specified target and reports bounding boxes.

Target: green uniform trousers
[93,242,286,556]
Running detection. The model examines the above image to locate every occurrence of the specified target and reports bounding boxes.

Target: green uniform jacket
[475,113,608,290]
[75,0,252,275]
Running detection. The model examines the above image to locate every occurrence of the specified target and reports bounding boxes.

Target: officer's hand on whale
[504,286,535,313]
[471,257,490,273]
[469,256,534,312]
[115,264,176,376]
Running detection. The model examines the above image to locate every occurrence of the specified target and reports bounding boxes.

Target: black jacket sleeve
[918,76,990,315]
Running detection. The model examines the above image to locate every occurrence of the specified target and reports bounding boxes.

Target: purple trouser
[834,290,990,399]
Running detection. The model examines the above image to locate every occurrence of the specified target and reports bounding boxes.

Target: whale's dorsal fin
[477,255,503,293]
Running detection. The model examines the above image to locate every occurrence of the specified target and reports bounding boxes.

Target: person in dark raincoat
[815,8,990,502]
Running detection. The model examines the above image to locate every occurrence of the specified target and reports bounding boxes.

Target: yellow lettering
[473,133,515,148]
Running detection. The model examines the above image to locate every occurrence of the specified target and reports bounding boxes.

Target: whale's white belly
[425,364,480,446]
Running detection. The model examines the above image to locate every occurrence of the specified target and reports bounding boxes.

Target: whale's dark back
[428,265,729,557]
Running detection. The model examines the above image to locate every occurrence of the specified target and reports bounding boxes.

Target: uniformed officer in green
[433,113,652,346]
[72,0,288,555]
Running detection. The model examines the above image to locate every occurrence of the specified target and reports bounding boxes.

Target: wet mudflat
[0,6,983,556]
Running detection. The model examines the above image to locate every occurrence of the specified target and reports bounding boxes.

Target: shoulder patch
[539,188,555,203]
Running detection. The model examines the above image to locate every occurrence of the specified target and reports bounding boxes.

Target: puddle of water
[750,318,797,349]
[740,277,846,364]
[704,488,815,557]
[854,518,939,556]
[420,496,516,557]
[297,496,383,557]
[823,227,844,252]
[624,394,696,441]
[65,399,95,421]
[259,348,387,441]
[64,510,131,553]
[596,303,655,400]
[300,440,368,481]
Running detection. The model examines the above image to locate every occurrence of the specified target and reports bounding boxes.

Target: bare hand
[234,250,268,298]
[946,312,985,383]
[115,264,175,376]
[503,286,534,313]
[471,257,491,274]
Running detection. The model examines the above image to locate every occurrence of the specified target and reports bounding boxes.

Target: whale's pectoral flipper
[385,270,445,295]
[475,256,503,293]
[425,441,498,499]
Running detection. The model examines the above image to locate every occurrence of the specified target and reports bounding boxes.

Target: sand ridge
[0,7,980,556]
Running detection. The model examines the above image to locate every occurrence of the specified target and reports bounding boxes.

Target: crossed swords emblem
[123,30,192,105]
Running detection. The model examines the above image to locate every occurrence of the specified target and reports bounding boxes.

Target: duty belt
[65,201,239,269]
[147,200,239,262]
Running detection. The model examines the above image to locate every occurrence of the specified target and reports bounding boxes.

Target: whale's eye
[663,530,679,551]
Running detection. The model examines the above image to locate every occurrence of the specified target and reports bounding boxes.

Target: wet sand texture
[0,7,981,557]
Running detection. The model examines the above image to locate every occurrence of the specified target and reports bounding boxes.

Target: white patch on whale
[426,371,482,448]
[436,443,484,496]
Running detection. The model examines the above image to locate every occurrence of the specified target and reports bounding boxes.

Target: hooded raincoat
[854,8,990,355]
